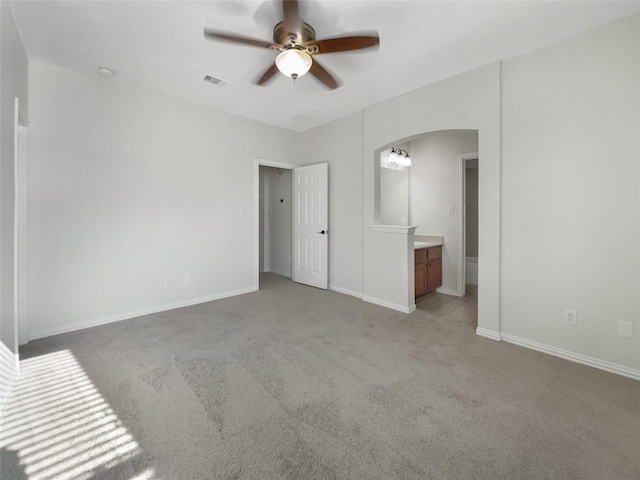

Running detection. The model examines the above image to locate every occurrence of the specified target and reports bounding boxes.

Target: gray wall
[500,14,639,369]
[26,62,298,339]
[296,113,364,297]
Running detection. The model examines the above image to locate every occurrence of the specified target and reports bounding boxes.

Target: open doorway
[259,165,293,277]
[253,159,296,290]
[461,154,479,297]
[253,159,330,291]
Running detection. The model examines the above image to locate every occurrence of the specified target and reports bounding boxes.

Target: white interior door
[293,163,328,289]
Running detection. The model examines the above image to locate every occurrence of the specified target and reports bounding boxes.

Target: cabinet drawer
[415,249,427,264]
[427,246,442,260]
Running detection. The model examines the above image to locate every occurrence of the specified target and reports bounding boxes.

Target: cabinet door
[415,263,428,298]
[427,259,442,292]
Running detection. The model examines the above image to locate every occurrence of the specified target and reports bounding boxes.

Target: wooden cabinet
[415,245,442,299]
[415,263,428,298]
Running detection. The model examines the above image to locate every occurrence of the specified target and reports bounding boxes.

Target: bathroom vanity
[414,242,442,299]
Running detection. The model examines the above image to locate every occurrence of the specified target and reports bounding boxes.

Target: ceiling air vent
[203,75,227,87]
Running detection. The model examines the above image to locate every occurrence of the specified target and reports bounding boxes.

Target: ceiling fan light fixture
[276,49,312,79]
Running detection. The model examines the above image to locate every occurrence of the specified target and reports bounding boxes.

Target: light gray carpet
[2,273,639,480]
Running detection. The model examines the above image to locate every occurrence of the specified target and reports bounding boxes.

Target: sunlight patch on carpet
[1,350,157,480]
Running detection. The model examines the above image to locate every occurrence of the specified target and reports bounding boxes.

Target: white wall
[262,166,292,277]
[27,62,297,339]
[409,131,478,294]
[0,0,29,414]
[362,63,501,323]
[296,113,364,298]
[500,15,640,372]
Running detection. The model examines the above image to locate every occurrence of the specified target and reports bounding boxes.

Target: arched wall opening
[373,129,479,305]
[361,62,501,338]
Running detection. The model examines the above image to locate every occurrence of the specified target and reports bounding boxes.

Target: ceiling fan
[204,0,379,89]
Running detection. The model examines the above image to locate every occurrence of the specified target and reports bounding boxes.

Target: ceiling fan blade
[309,60,338,89]
[282,0,302,40]
[306,35,380,55]
[256,63,279,85]
[204,30,281,50]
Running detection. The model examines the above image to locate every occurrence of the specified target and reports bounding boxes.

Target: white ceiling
[9,0,640,132]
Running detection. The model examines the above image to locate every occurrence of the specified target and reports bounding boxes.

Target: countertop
[414,235,444,249]
[414,240,442,249]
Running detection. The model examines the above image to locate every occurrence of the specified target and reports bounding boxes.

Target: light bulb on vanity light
[388,149,398,165]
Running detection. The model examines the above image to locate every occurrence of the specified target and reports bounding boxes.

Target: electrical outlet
[344,266,349,276]
[400,217,406,225]
[617,320,633,338]
[447,205,454,215]
[164,277,172,287]
[563,308,577,326]
[184,274,192,285]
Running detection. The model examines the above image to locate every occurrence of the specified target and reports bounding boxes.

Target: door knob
[317,230,326,235]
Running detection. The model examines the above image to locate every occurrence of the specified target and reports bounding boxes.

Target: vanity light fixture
[388,147,411,167]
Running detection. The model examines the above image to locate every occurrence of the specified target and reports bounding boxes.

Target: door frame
[457,152,478,296]
[15,98,29,348]
[253,158,297,290]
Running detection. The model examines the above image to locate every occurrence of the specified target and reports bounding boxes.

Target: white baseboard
[436,287,460,296]
[265,268,292,278]
[29,286,257,341]
[362,296,416,313]
[0,342,19,422]
[500,332,640,381]
[476,327,502,341]
[329,284,363,299]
